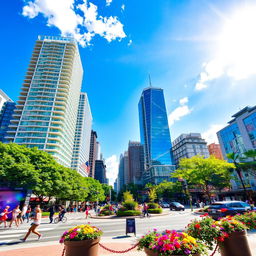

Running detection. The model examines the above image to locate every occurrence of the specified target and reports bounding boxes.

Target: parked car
[160,202,169,208]
[208,201,251,220]
[169,202,185,211]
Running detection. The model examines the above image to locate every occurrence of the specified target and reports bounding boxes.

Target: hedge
[99,210,114,216]
[116,210,141,216]
[148,208,163,214]
[41,212,58,217]
[148,203,159,209]
[122,201,138,210]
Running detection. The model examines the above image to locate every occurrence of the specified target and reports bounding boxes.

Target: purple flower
[184,248,191,255]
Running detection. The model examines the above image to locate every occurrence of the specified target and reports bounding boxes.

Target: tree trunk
[236,169,248,200]
[205,184,212,203]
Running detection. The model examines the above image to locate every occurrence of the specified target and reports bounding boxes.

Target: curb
[90,212,171,219]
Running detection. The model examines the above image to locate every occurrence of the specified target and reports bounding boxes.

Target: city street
[0,210,194,251]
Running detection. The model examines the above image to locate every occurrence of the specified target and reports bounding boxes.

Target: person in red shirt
[0,206,11,228]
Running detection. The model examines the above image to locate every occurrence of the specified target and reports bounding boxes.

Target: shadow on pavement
[112,235,133,239]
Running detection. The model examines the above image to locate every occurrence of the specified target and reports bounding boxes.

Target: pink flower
[69,232,78,239]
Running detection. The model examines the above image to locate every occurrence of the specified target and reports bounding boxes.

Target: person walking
[0,206,11,228]
[25,205,31,223]
[143,203,149,217]
[9,205,21,228]
[48,205,55,224]
[85,206,91,219]
[21,205,42,241]
[20,204,28,224]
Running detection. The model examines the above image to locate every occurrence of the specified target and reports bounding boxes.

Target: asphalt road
[0,209,198,251]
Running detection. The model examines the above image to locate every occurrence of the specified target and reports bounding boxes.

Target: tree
[123,191,134,202]
[155,181,183,201]
[148,187,157,202]
[227,152,249,200]
[172,156,233,202]
[83,177,105,202]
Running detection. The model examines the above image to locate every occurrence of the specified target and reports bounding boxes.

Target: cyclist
[58,206,66,221]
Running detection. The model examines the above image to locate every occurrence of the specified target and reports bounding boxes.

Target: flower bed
[234,211,256,230]
[138,229,206,255]
[59,224,102,243]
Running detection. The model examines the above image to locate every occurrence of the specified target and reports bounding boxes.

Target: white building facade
[71,92,92,177]
[7,36,83,168]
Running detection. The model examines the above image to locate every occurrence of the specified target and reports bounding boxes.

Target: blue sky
[1,0,256,183]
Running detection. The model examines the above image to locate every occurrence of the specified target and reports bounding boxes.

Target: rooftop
[38,35,77,44]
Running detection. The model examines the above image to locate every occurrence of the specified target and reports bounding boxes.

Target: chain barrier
[99,242,139,253]
[210,244,219,256]
[61,247,66,256]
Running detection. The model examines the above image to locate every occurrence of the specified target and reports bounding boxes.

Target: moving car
[169,202,185,211]
[208,201,251,220]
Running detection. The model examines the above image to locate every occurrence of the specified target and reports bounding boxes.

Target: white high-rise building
[7,36,83,168]
[71,92,92,176]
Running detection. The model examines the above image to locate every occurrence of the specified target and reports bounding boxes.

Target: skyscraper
[89,130,98,178]
[0,89,11,112]
[117,153,125,193]
[6,36,83,168]
[94,159,107,184]
[71,92,92,177]
[128,141,144,184]
[138,87,175,184]
[207,143,223,160]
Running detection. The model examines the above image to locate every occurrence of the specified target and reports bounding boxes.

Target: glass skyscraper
[6,36,83,168]
[71,92,92,177]
[138,87,175,184]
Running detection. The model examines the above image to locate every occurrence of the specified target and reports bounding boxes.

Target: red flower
[195,223,201,229]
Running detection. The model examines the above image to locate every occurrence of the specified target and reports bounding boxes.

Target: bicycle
[54,215,67,224]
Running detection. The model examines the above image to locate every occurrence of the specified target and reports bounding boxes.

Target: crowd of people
[0,204,42,242]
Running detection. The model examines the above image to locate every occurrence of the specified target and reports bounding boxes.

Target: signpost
[126,218,136,236]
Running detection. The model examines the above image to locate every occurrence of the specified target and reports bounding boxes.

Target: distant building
[128,141,144,184]
[208,143,223,160]
[114,179,117,193]
[217,106,256,191]
[172,133,210,165]
[0,90,11,113]
[138,87,175,184]
[71,92,92,177]
[6,36,83,168]
[94,160,107,184]
[0,101,16,143]
[117,154,125,193]
[89,130,98,178]
[123,151,130,185]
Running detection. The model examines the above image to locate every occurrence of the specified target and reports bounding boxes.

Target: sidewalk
[0,232,255,256]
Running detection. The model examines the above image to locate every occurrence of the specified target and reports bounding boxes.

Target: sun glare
[217,5,256,79]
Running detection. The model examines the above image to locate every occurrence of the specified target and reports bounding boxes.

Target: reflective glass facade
[243,112,256,148]
[138,88,174,167]
[0,101,16,143]
[219,123,246,156]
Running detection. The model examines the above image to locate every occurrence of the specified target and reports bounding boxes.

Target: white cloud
[202,124,225,144]
[105,155,119,186]
[179,97,188,105]
[22,0,126,47]
[127,39,132,46]
[195,5,256,90]
[121,4,125,11]
[106,0,112,6]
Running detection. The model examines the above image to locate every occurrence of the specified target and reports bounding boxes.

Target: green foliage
[116,210,141,216]
[99,210,114,216]
[148,208,162,214]
[147,203,159,209]
[155,181,183,200]
[234,211,256,230]
[148,187,157,203]
[122,201,138,210]
[0,143,107,202]
[123,191,134,202]
[172,156,233,201]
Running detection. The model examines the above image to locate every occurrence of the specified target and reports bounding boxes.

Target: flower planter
[219,230,252,256]
[144,247,200,256]
[64,238,100,256]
